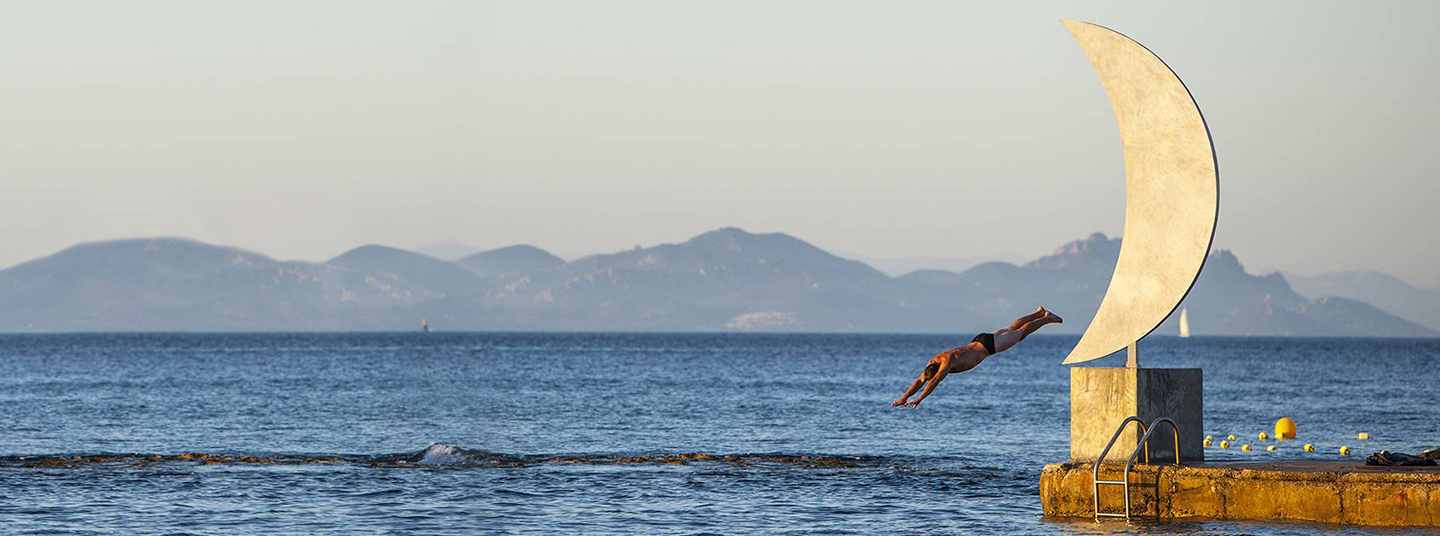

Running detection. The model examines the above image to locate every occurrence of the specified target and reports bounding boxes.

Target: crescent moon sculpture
[1059,20,1219,366]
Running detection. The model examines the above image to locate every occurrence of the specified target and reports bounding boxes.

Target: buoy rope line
[1201,418,1376,457]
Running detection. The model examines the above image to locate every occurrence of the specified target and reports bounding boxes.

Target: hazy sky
[3,1,1437,286]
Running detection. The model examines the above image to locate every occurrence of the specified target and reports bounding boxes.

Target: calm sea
[2,333,1437,535]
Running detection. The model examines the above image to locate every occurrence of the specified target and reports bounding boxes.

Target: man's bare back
[892,307,1062,408]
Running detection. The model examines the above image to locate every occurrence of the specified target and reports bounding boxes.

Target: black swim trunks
[972,333,996,355]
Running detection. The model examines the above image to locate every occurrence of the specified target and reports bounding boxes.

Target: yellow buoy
[1274,417,1297,440]
[1241,444,1251,451]
[1356,432,1370,440]
[1227,434,1236,441]
[1203,439,1212,447]
[1266,445,1276,451]
[1220,440,1230,449]
[1340,446,1351,455]
[1205,434,1213,441]
[1258,431,1269,441]
[1303,443,1315,452]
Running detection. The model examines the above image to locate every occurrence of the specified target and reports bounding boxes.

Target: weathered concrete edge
[1040,462,1440,527]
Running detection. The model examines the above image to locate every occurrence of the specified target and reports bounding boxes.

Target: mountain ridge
[0,230,1432,337]
[1285,271,1440,331]
[456,245,565,277]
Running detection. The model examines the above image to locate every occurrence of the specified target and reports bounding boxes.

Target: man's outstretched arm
[892,376,926,407]
[907,360,950,408]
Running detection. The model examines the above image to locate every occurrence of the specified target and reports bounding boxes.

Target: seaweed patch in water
[0,444,884,470]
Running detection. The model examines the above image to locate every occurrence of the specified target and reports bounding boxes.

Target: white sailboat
[1178,307,1190,338]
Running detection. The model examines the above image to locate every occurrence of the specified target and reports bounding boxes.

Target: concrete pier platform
[1040,460,1440,527]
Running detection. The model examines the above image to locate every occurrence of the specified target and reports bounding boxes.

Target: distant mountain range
[833,252,1031,278]
[411,240,483,261]
[0,228,1433,337]
[1284,271,1440,332]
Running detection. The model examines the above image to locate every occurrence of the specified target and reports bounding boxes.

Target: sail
[1179,308,1190,338]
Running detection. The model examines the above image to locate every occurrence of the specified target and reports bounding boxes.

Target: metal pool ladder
[1092,416,1181,521]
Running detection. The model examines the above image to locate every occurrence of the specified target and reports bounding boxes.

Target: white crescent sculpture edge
[1060,20,1219,365]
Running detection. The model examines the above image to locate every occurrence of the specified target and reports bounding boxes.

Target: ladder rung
[1094,480,1126,485]
[1095,512,1128,517]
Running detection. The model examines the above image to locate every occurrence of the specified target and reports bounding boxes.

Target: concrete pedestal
[1070,367,1203,463]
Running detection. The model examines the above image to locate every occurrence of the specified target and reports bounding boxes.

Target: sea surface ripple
[1,332,1437,535]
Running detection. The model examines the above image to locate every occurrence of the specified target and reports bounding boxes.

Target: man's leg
[1006,307,1047,331]
[1018,313,1059,335]
[992,312,1062,353]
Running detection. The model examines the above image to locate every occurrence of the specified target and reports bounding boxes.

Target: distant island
[0,228,1434,337]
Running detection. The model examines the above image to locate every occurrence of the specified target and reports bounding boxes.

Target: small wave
[416,443,473,465]
[0,444,890,470]
[397,443,523,466]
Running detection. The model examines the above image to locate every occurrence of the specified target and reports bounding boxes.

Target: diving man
[892,307,1063,408]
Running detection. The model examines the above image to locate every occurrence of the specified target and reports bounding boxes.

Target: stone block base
[1070,367,1203,463]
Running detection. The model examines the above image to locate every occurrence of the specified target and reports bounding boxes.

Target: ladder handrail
[1091,416,1148,481]
[1091,415,1184,521]
[1125,417,1181,475]
[1091,416,1147,520]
